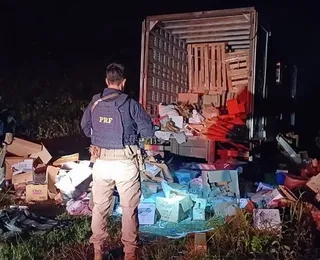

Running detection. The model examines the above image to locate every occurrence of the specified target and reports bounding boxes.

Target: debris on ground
[0,206,65,241]
[1,132,320,259]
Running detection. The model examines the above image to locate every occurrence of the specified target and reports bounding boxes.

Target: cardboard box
[239,198,249,209]
[141,181,160,198]
[168,183,188,193]
[156,195,194,223]
[46,166,60,199]
[26,184,48,202]
[169,115,184,129]
[253,209,281,232]
[265,189,284,207]
[7,138,42,156]
[203,95,221,107]
[144,162,174,183]
[213,200,238,217]
[161,181,188,199]
[203,170,240,198]
[7,138,52,164]
[52,153,79,166]
[193,198,207,221]
[5,156,26,180]
[12,171,33,185]
[307,174,320,194]
[12,158,34,172]
[138,203,156,225]
[178,93,199,104]
[34,164,48,174]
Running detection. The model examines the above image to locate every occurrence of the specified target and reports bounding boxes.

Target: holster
[89,145,101,163]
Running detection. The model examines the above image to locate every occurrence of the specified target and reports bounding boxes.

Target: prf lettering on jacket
[99,117,113,124]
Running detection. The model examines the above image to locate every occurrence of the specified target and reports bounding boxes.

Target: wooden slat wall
[187,43,249,106]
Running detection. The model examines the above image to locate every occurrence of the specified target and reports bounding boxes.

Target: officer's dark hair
[106,63,125,85]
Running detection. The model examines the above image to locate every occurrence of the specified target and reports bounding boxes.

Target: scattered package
[6,134,320,237]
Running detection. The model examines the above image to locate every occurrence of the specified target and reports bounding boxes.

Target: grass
[0,190,14,209]
[0,200,318,260]
[0,215,91,260]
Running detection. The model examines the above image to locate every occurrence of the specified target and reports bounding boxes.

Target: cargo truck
[139,7,272,163]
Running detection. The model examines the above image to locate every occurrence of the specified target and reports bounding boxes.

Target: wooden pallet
[187,45,250,105]
[225,50,249,96]
[188,43,228,94]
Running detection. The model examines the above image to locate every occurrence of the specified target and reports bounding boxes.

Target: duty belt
[90,145,138,161]
[100,148,127,160]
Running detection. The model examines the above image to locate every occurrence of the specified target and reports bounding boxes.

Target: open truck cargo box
[139,7,259,161]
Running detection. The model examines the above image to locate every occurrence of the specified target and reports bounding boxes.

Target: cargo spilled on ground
[0,135,320,259]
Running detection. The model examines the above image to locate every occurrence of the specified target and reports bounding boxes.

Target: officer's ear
[105,78,109,86]
[121,79,127,87]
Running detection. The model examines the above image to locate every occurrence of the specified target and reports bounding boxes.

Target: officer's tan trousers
[89,158,141,257]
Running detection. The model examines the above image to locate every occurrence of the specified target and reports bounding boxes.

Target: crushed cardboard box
[142,161,174,183]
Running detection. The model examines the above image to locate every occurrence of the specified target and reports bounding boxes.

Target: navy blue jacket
[81,88,155,146]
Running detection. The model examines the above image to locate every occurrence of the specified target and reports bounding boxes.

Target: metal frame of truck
[139,7,264,162]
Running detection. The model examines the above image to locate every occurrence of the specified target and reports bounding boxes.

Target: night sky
[0,1,318,134]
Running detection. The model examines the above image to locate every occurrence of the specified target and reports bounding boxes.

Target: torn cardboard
[203,170,240,198]
[144,161,174,183]
[307,174,320,195]
[52,153,80,166]
[211,196,238,217]
[7,138,52,164]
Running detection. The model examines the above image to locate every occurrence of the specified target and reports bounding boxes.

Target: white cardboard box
[138,203,156,225]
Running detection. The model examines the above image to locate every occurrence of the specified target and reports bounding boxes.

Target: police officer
[0,97,16,187]
[81,63,155,260]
